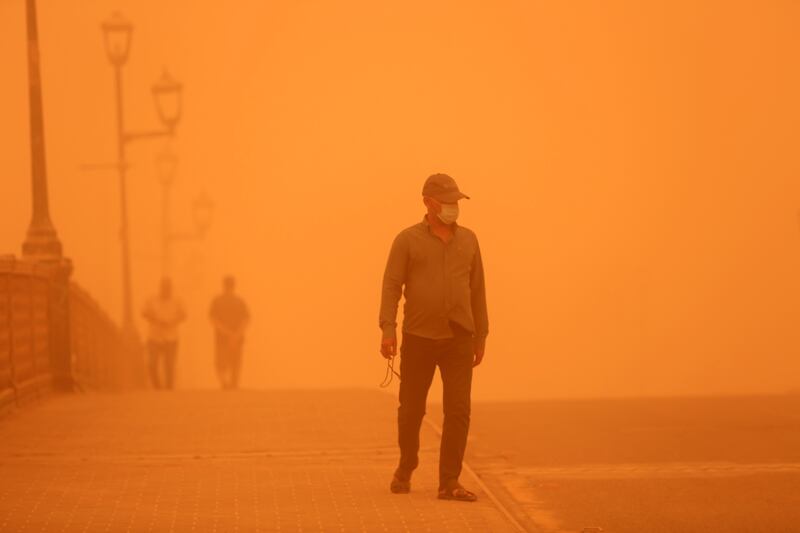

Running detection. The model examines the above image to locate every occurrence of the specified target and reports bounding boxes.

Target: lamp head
[102,12,132,67]
[192,192,214,236]
[152,69,183,132]
[223,276,235,293]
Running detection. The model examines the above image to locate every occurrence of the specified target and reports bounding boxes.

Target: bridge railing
[0,260,51,411]
[0,257,132,414]
[70,283,124,390]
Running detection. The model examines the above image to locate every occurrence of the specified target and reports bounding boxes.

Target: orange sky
[1,0,799,399]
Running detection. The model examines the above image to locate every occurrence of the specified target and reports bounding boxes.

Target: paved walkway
[0,390,525,532]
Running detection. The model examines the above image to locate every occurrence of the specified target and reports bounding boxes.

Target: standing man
[142,278,186,390]
[379,173,489,502]
[209,275,250,390]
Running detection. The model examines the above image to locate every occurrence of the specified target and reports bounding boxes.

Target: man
[142,278,186,390]
[379,173,489,502]
[209,276,250,390]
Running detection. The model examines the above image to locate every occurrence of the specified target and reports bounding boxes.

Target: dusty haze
[1,0,799,400]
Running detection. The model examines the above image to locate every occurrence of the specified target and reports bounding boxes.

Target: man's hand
[380,337,397,359]
[473,338,486,367]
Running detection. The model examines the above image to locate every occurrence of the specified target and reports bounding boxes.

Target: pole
[22,0,73,391]
[112,62,144,389]
[161,179,172,277]
[114,64,135,335]
[22,0,61,260]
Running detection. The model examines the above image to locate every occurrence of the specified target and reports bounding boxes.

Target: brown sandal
[390,472,411,494]
[438,485,478,502]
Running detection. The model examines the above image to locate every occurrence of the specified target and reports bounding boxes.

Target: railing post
[43,260,73,391]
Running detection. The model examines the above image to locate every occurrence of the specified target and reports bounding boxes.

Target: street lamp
[22,0,74,391]
[192,192,215,236]
[101,12,183,339]
[101,12,131,67]
[156,149,214,277]
[152,70,183,133]
[22,0,63,261]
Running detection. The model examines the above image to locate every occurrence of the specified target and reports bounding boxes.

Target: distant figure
[209,276,250,390]
[379,173,489,502]
[142,278,186,390]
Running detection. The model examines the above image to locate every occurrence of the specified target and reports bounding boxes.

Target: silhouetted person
[142,278,186,390]
[209,276,250,390]
[379,173,489,502]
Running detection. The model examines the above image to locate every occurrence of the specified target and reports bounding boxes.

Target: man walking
[379,173,489,502]
[209,276,250,390]
[142,278,186,390]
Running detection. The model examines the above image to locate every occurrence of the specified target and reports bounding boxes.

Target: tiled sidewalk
[0,390,524,532]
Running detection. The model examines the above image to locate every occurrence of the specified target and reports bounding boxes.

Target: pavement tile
[0,390,522,532]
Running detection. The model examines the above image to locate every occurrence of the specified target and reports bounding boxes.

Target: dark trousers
[148,340,177,390]
[397,331,474,489]
[215,336,243,390]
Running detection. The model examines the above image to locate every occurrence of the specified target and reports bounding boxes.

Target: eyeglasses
[379,356,401,388]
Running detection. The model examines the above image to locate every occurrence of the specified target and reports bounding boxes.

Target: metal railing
[0,257,131,414]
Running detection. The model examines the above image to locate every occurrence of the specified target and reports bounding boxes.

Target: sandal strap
[439,485,477,499]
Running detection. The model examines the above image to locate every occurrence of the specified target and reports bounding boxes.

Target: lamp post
[155,149,214,277]
[21,0,74,391]
[101,12,183,338]
[22,0,62,261]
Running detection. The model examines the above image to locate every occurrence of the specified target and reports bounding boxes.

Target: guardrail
[0,260,51,412]
[70,284,124,390]
[0,257,131,414]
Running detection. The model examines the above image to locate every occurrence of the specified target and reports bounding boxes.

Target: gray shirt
[209,293,250,331]
[379,216,488,341]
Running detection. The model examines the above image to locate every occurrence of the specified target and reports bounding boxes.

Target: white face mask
[437,203,459,225]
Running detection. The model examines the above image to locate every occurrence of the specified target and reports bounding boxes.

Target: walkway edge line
[423,418,532,533]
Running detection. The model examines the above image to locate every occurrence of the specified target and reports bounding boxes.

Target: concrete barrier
[0,256,130,413]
